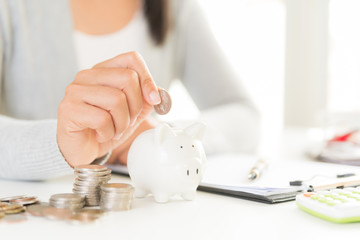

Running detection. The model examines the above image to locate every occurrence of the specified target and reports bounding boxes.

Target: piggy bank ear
[184,122,206,140]
[155,123,176,144]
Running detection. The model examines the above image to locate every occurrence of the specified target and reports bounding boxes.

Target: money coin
[50,193,84,202]
[50,193,85,210]
[77,208,106,217]
[100,183,134,211]
[154,88,172,115]
[10,196,38,206]
[0,202,8,208]
[26,203,50,217]
[75,165,109,172]
[43,207,72,221]
[101,183,134,192]
[75,171,111,178]
[73,165,111,207]
[3,204,26,214]
[0,195,26,202]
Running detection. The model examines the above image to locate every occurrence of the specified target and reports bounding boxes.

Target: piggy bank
[127,122,206,203]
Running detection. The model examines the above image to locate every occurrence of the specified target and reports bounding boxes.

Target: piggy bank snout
[182,159,203,181]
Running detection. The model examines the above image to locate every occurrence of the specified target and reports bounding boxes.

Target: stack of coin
[0,202,25,214]
[73,165,111,206]
[100,183,134,211]
[49,193,85,210]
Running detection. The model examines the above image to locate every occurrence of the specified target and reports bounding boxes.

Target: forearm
[0,116,73,180]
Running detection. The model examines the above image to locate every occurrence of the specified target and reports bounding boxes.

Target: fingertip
[149,90,161,105]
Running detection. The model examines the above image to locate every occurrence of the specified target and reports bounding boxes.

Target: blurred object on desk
[307,113,360,165]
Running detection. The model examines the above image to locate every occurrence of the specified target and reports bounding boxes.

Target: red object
[329,130,357,142]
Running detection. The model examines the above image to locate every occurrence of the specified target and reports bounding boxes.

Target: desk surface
[1,128,360,240]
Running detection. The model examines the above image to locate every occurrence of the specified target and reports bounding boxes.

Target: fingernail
[114,133,123,141]
[149,91,161,105]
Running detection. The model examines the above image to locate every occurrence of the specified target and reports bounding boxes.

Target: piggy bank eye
[180,146,183,148]
[192,145,195,148]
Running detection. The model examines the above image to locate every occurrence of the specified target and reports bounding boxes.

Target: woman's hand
[57,52,160,167]
[106,117,156,165]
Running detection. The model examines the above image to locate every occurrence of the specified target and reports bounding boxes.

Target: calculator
[296,187,360,223]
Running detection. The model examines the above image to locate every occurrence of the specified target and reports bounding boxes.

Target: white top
[0,0,260,180]
[73,10,146,71]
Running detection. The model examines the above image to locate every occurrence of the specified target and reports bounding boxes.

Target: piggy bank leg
[181,191,196,201]
[153,192,169,203]
[134,188,148,198]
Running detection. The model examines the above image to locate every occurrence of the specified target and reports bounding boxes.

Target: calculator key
[331,189,346,194]
[335,202,360,209]
[345,198,356,202]
[303,192,315,197]
[318,191,331,195]
[344,187,357,192]
[310,195,320,200]
[326,201,336,206]
[297,187,360,223]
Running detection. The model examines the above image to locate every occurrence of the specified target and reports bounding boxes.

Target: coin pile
[0,202,25,215]
[1,195,38,205]
[49,193,85,210]
[73,165,111,206]
[154,88,172,115]
[100,183,134,211]
[0,195,39,222]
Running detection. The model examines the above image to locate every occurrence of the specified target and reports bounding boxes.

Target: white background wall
[164,0,360,151]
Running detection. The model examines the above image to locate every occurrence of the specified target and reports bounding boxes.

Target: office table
[1,128,360,240]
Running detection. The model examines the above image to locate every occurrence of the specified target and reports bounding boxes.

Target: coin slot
[187,170,189,176]
[196,169,199,174]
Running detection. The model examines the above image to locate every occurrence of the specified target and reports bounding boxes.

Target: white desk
[1,128,360,240]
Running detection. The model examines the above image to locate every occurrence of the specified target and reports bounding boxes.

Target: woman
[0,0,260,180]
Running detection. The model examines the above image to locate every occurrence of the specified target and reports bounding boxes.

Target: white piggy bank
[127,122,206,203]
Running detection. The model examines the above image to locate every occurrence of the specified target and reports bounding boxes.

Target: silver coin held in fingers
[154,88,172,115]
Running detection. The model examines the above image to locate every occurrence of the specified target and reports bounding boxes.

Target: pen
[248,158,268,180]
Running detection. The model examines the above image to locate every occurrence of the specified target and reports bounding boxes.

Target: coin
[50,193,84,202]
[100,183,134,211]
[10,196,38,206]
[67,211,100,223]
[26,203,50,217]
[43,207,72,221]
[101,183,134,192]
[0,211,5,219]
[0,203,21,211]
[0,195,26,202]
[0,202,8,208]
[77,208,106,217]
[75,165,108,172]
[73,165,111,206]
[50,193,85,210]
[3,204,26,214]
[154,88,172,115]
